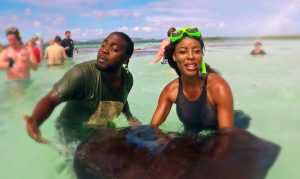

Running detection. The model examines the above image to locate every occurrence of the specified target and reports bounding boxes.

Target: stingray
[74,126,280,179]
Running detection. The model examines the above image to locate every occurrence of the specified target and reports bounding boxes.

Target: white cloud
[118,26,129,32]
[116,26,156,34]
[69,28,104,39]
[12,0,100,8]
[24,8,31,16]
[50,16,65,26]
[32,21,41,27]
[90,8,142,19]
[1,0,300,41]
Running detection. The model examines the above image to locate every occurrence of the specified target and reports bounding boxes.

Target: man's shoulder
[45,45,53,50]
[76,60,97,66]
[73,60,97,73]
[122,67,133,79]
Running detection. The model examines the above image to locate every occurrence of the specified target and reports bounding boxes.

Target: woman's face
[173,38,203,77]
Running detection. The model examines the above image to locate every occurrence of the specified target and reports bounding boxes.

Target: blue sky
[0,0,299,42]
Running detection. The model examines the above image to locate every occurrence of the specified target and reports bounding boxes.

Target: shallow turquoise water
[0,39,299,179]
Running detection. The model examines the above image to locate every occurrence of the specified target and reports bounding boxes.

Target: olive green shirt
[53,60,133,141]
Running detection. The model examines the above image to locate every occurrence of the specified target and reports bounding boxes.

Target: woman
[150,27,176,64]
[27,38,41,63]
[150,27,234,134]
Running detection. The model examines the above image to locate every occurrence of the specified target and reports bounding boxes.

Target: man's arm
[63,49,68,60]
[24,91,62,143]
[0,61,9,69]
[0,50,13,70]
[122,101,140,126]
[25,66,83,143]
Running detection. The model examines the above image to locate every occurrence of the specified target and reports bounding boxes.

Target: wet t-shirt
[53,60,133,141]
[61,38,74,57]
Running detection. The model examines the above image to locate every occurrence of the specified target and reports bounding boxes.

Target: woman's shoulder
[161,78,179,101]
[207,73,231,95]
[164,78,179,90]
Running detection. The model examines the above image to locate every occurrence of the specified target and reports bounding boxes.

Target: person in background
[150,27,234,134]
[44,36,67,66]
[0,43,4,52]
[32,35,43,58]
[48,39,54,46]
[28,38,41,63]
[0,27,38,80]
[250,42,266,56]
[25,32,140,144]
[61,30,75,58]
[151,27,176,64]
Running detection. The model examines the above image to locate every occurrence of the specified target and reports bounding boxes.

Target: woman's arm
[150,84,174,127]
[27,47,38,70]
[210,74,234,128]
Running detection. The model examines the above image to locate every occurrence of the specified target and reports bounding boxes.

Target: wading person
[25,32,140,144]
[151,27,234,134]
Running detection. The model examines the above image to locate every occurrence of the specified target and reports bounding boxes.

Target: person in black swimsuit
[250,41,266,56]
[150,27,234,134]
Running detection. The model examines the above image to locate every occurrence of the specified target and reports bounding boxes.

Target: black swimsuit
[176,74,218,134]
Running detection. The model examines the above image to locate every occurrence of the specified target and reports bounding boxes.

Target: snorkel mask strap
[200,58,207,75]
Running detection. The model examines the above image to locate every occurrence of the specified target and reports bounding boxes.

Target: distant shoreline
[73,34,300,44]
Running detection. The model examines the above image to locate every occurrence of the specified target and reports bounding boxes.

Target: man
[25,32,140,144]
[61,30,75,58]
[250,41,266,56]
[44,36,68,65]
[0,27,38,80]
[151,27,176,64]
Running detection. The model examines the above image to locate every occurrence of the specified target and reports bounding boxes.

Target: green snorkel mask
[171,27,207,75]
[170,27,201,43]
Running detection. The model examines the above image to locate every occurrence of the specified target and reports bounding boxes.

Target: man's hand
[127,116,141,126]
[24,115,49,144]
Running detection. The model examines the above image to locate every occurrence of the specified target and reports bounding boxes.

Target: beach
[0,38,299,179]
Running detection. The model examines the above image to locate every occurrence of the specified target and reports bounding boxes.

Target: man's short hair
[5,27,22,41]
[54,36,62,43]
[65,30,71,34]
[255,41,262,46]
[167,27,176,37]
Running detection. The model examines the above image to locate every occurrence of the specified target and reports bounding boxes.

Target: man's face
[65,32,71,39]
[254,44,262,51]
[7,34,20,47]
[96,33,128,72]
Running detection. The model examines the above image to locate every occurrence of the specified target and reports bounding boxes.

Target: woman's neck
[181,74,202,87]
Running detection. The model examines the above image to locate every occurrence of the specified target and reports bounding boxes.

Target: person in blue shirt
[61,30,75,58]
